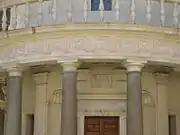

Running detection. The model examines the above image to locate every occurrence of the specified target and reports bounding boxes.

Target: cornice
[0,23,179,69]
[0,23,179,45]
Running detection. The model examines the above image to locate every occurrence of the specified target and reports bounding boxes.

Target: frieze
[78,109,125,116]
[0,36,179,64]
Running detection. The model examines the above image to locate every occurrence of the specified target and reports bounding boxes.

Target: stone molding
[78,109,125,117]
[50,89,154,107]
[0,30,180,68]
[124,60,146,72]
[51,91,127,104]
[2,23,179,39]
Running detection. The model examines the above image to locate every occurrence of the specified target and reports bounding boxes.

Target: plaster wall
[21,66,180,135]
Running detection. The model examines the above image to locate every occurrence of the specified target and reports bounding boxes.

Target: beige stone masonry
[33,72,50,135]
[154,73,169,135]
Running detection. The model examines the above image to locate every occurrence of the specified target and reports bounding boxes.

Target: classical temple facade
[0,0,180,135]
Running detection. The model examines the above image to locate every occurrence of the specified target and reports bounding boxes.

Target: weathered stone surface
[0,36,179,64]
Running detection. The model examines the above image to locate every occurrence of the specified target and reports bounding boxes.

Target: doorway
[168,114,177,135]
[84,116,119,135]
[25,114,34,135]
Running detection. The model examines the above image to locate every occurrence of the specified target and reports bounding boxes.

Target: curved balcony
[0,0,180,33]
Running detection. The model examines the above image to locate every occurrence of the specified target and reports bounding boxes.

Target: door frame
[168,111,180,135]
[84,116,119,135]
[78,110,126,135]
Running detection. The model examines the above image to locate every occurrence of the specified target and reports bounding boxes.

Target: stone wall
[21,66,180,135]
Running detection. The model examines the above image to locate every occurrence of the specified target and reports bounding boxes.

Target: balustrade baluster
[38,0,43,26]
[2,8,7,31]
[160,0,165,26]
[146,0,151,23]
[24,3,29,28]
[115,0,120,21]
[9,5,17,29]
[52,0,57,20]
[173,1,178,27]
[84,0,88,22]
[130,0,136,23]
[99,0,104,22]
[67,0,72,21]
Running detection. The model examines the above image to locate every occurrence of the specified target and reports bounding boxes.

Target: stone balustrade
[0,0,180,32]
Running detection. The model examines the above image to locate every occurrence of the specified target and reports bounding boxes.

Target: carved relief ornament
[0,36,179,65]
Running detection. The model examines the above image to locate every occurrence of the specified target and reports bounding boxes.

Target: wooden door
[84,116,119,135]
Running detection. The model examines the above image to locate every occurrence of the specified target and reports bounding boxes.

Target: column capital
[33,72,49,85]
[2,63,26,77]
[7,67,24,77]
[61,62,79,72]
[154,73,169,84]
[124,60,147,72]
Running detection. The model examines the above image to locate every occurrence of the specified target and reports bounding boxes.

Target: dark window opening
[26,114,34,135]
[169,115,177,135]
[91,0,112,11]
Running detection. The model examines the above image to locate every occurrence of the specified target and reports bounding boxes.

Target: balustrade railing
[0,0,180,32]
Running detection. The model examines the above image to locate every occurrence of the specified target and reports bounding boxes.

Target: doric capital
[153,66,172,84]
[1,63,27,77]
[61,62,79,72]
[33,72,50,85]
[154,73,169,84]
[7,67,24,77]
[124,60,147,72]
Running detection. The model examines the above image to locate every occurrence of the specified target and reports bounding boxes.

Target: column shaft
[6,75,22,135]
[61,68,77,135]
[125,61,145,135]
[155,73,169,135]
[127,71,143,135]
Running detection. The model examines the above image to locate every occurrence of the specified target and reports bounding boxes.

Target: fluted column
[5,67,23,135]
[155,73,169,135]
[60,62,79,135]
[125,61,145,135]
[33,72,49,135]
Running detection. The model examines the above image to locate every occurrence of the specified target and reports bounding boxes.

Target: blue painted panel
[91,0,100,11]
[104,0,112,10]
[91,0,112,11]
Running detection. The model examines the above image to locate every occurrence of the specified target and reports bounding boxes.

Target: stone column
[125,61,144,135]
[5,68,23,135]
[155,73,169,135]
[33,72,49,135]
[60,62,78,135]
